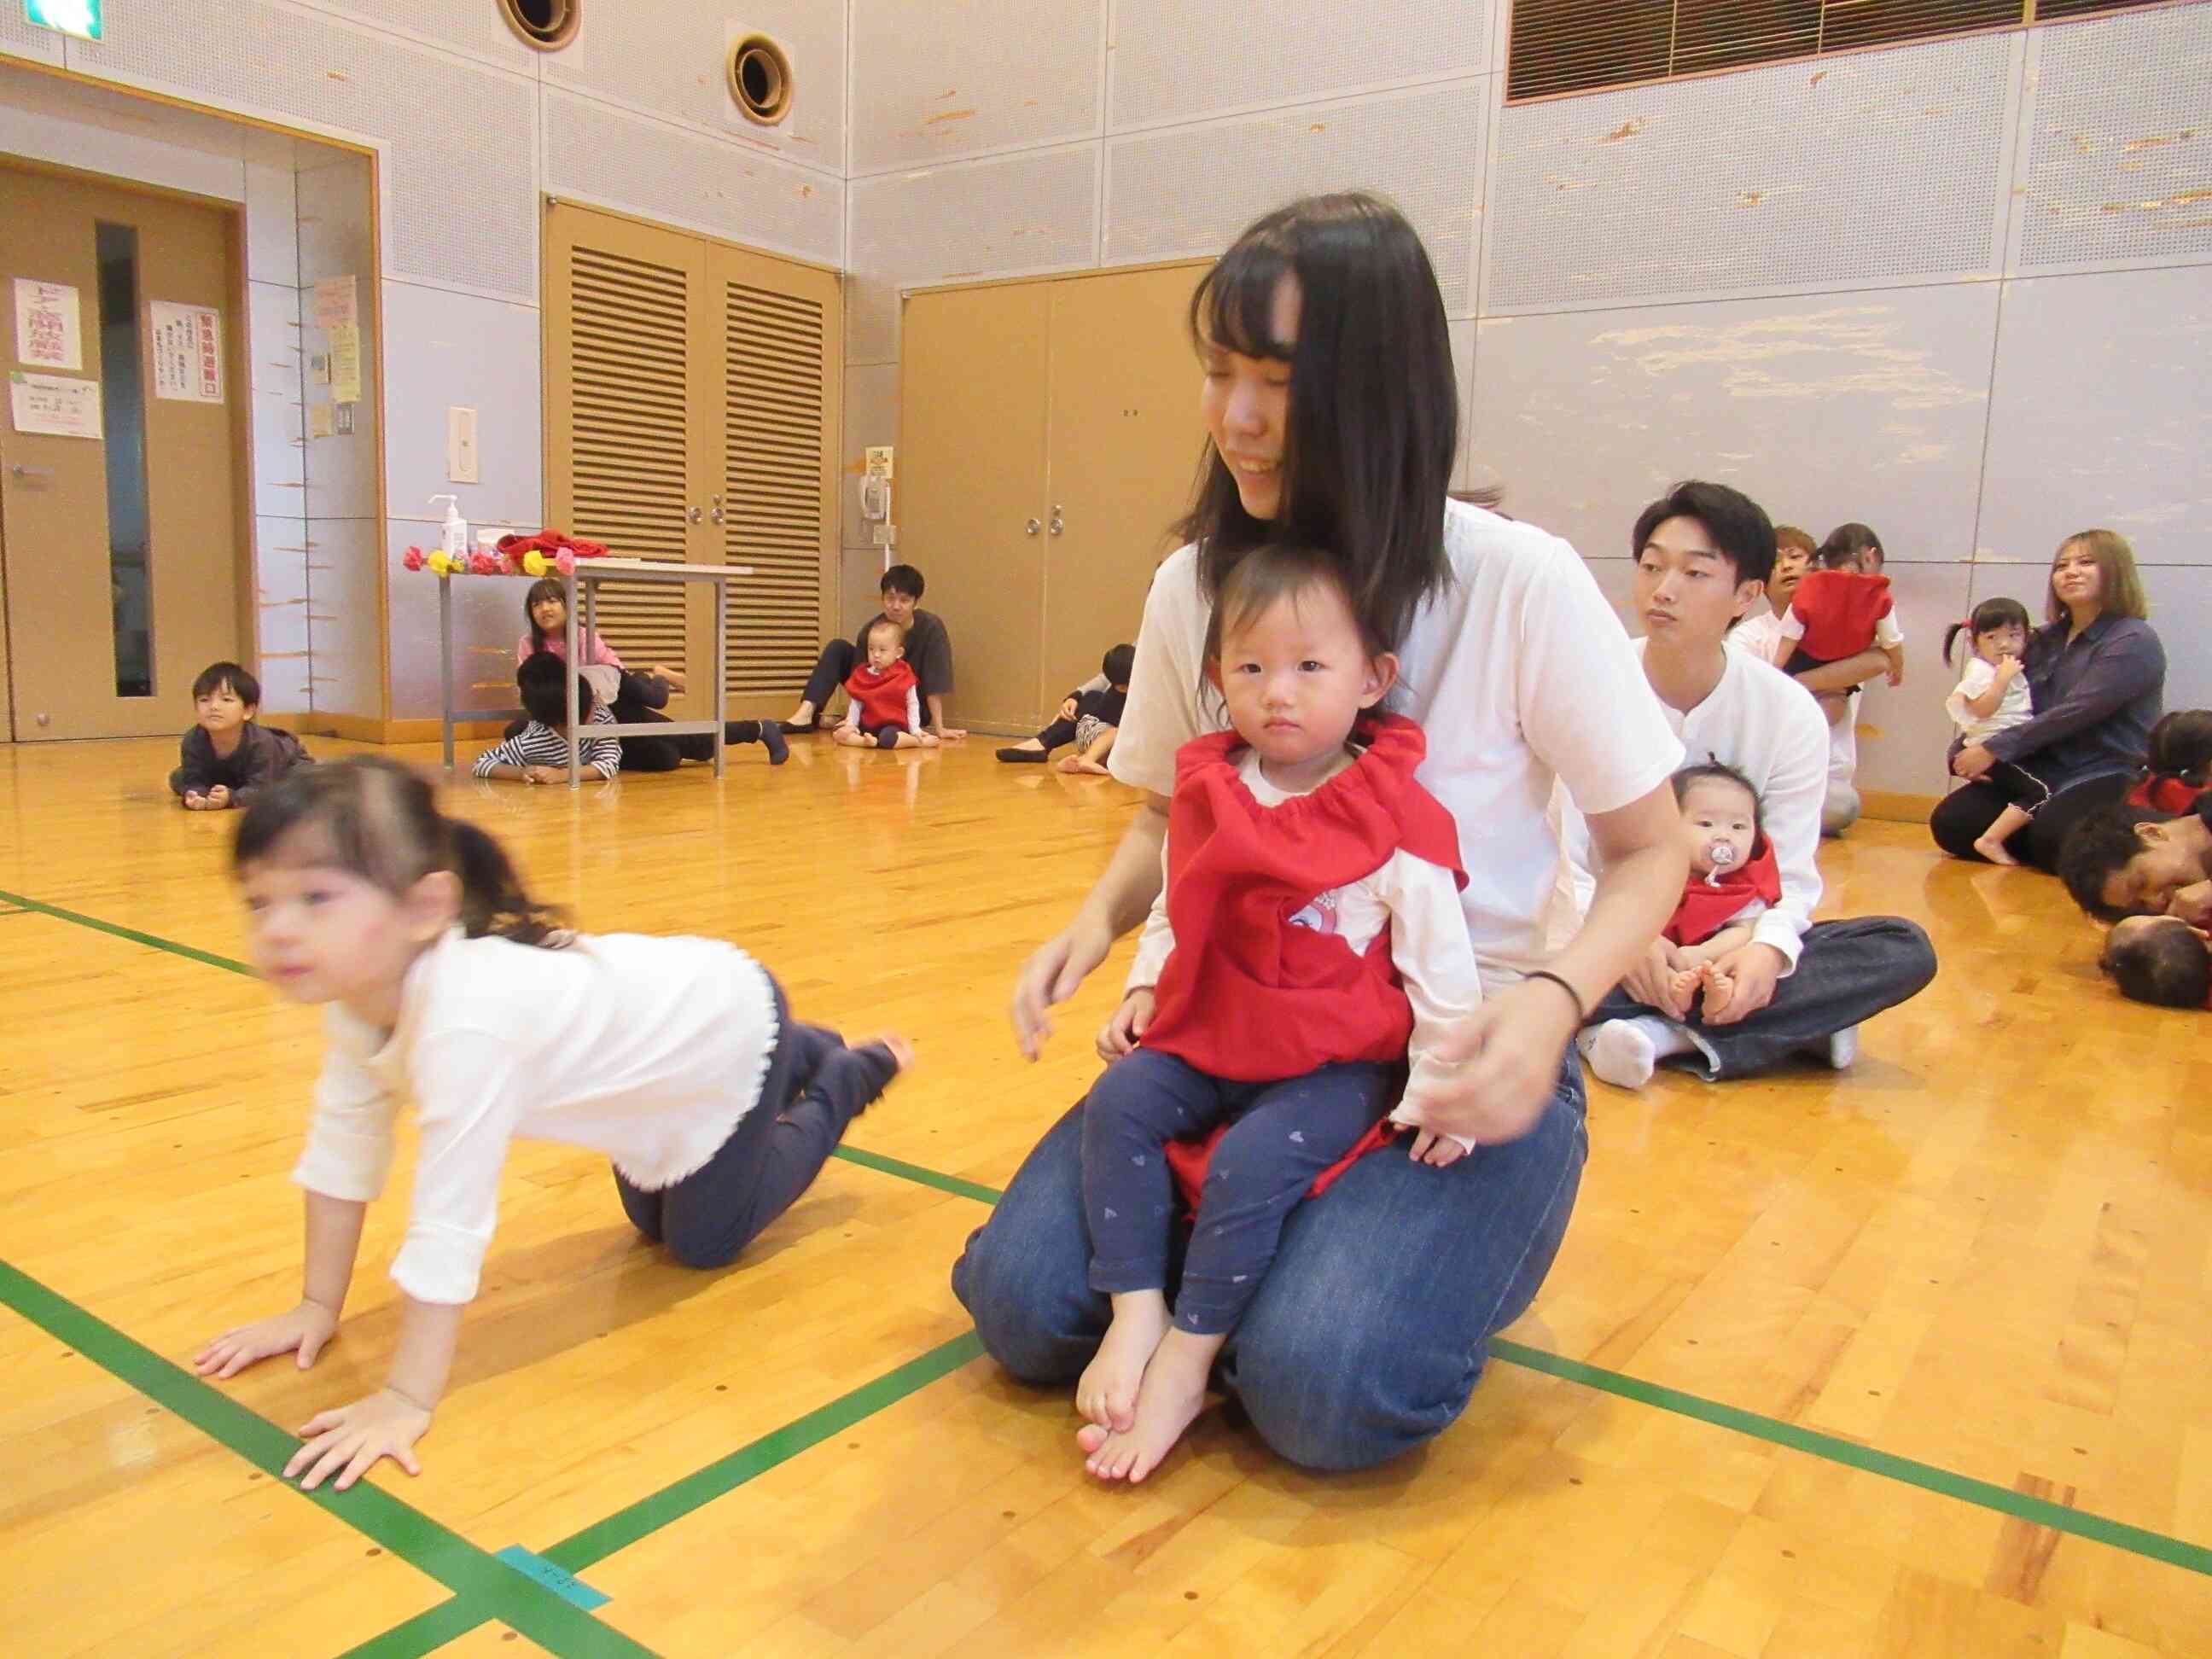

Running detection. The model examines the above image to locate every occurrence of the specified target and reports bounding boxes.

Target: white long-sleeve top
[1556,639,1827,972]
[1946,655,2033,745]
[292,928,778,1305]
[1126,748,1485,1147]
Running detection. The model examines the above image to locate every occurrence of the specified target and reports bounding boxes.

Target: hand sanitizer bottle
[430,494,469,558]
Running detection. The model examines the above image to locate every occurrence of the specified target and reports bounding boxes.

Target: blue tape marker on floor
[495,1545,613,1611]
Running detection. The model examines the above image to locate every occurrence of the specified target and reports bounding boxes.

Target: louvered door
[712,245,838,707]
[546,203,836,721]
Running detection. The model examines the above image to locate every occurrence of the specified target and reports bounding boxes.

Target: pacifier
[1702,840,1738,887]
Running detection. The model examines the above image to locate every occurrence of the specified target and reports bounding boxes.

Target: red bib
[1791,570,1894,661]
[1663,835,1783,946]
[2127,776,2203,814]
[844,660,917,728]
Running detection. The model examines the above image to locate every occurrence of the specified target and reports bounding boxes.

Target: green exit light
[23,0,102,42]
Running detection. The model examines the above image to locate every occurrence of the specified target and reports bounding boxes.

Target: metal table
[438,562,750,786]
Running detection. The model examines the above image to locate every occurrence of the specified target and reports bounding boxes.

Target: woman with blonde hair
[1930,528,2165,870]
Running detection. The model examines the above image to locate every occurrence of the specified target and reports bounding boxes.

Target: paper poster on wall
[329,322,362,405]
[312,276,358,331]
[149,302,225,403]
[13,278,82,370]
[307,402,335,439]
[9,370,102,439]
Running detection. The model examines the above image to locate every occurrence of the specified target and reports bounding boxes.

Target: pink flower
[469,550,501,576]
[403,546,426,572]
[555,550,577,576]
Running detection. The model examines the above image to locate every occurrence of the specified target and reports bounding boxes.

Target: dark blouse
[1984,614,2163,788]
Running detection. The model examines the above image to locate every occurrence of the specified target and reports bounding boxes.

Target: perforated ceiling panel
[67,0,538,299]
[0,11,63,67]
[850,0,1101,174]
[846,144,1100,362]
[2016,8,2212,271]
[545,89,843,268]
[1486,34,2012,313]
[293,0,537,72]
[544,0,841,169]
[1105,83,1484,312]
[1109,0,1483,131]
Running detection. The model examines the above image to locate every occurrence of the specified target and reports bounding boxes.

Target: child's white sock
[1576,1016,1695,1089]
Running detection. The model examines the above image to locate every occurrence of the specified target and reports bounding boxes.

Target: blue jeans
[952,1048,1589,1471]
[1083,1051,1390,1335]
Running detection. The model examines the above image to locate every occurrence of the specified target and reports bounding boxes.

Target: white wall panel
[1976,267,2211,570]
[245,162,299,285]
[544,88,844,269]
[380,280,543,532]
[850,0,1100,172]
[248,281,306,520]
[1109,0,1485,131]
[841,361,898,556]
[544,0,842,168]
[1486,34,2015,312]
[1104,81,1485,311]
[67,0,538,299]
[2014,7,2212,272]
[254,513,311,713]
[294,0,539,73]
[847,145,1100,362]
[306,516,381,718]
[1448,317,1477,492]
[0,96,245,198]
[1470,286,2000,566]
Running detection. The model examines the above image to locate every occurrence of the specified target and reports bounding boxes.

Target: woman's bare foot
[1075,1292,1170,1435]
[1972,835,2021,866]
[1057,756,1111,775]
[784,700,816,728]
[1082,1327,1217,1483]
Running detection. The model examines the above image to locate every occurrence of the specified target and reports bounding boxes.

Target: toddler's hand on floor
[523,765,566,784]
[183,792,209,811]
[286,1388,432,1493]
[1096,989,1155,1062]
[194,1299,339,1379]
[206,784,232,809]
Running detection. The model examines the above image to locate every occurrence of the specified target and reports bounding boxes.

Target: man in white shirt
[1562,481,1936,1085]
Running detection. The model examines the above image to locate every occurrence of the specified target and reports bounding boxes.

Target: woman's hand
[1012,915,1117,1060]
[1096,988,1155,1062]
[1410,978,1581,1146]
[194,1300,339,1380]
[1952,743,1996,780]
[1618,940,1688,1020]
[284,1388,432,1492]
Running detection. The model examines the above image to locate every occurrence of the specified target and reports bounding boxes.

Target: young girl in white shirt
[193,756,910,1492]
[1941,597,2042,865]
[1074,545,1485,1485]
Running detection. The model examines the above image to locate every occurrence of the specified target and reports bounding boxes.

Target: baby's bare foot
[1083,1329,1212,1484]
[1075,1295,1169,1435]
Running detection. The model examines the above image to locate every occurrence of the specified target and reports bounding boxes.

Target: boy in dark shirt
[998,643,1135,771]
[171,662,312,810]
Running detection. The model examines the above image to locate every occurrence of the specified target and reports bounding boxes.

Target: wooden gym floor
[0,732,2205,1658]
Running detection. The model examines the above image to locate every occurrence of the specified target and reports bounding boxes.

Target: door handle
[1048,506,1064,537]
[9,463,55,481]
[710,493,725,525]
[1024,518,1040,536]
[688,505,703,523]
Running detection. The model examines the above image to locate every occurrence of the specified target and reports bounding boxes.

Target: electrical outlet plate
[448,406,480,484]
[872,522,896,546]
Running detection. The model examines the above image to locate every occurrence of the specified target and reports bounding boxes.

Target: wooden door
[1041,265,1208,706]
[897,282,1051,731]
[0,163,245,740]
[709,242,839,717]
[544,202,840,721]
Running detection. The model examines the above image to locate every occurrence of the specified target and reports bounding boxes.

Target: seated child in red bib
[1578,761,1781,1089]
[1779,524,1906,727]
[1074,544,1482,1486]
[832,619,940,750]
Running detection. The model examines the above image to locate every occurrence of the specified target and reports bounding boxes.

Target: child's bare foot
[1076,1292,1169,1435]
[1081,1327,1214,1483]
[1972,835,2020,866]
[1056,755,1110,774]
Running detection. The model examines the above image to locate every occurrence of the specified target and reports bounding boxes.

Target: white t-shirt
[1109,501,1684,981]
[1557,640,1828,971]
[1946,655,2033,746]
[1127,748,1480,1141]
[293,928,778,1305]
[1731,610,1788,667]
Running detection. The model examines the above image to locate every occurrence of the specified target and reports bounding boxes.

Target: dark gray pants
[1587,917,1937,1080]
[614,981,898,1268]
